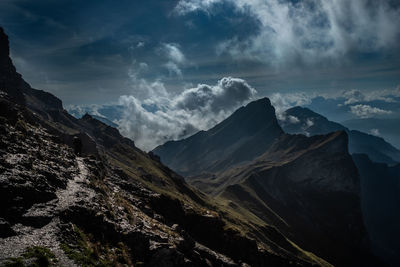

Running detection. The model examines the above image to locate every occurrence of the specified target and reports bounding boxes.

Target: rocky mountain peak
[0,27,63,113]
[229,97,280,128]
[0,27,26,105]
[153,97,284,176]
[0,27,10,59]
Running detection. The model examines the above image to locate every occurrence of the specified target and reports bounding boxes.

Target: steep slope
[281,106,400,164]
[0,27,329,266]
[352,154,400,266]
[154,98,382,266]
[153,97,283,176]
[210,131,380,267]
[343,118,400,149]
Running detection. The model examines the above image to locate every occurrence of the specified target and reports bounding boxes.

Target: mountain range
[281,106,400,165]
[154,98,399,266]
[0,26,349,266]
[1,25,398,267]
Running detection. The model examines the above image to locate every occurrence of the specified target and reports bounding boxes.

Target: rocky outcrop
[0,27,27,105]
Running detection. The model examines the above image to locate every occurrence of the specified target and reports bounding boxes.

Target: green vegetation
[61,225,131,266]
[3,257,24,267]
[14,120,28,133]
[3,246,57,267]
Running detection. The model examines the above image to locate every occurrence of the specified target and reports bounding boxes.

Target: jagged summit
[0,27,10,58]
[0,26,62,113]
[153,97,283,176]
[282,105,400,164]
[282,106,346,135]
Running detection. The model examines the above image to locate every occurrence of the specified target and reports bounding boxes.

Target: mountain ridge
[153,97,283,176]
[282,106,400,164]
[153,95,382,266]
[0,26,335,266]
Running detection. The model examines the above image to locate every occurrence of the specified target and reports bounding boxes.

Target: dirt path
[0,157,93,266]
[57,157,94,210]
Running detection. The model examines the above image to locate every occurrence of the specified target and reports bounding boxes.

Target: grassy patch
[61,225,131,266]
[4,246,57,267]
[3,257,24,267]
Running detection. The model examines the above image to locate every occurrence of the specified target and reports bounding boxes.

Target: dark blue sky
[1,0,400,105]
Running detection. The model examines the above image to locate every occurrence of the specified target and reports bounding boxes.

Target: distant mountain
[343,118,400,149]
[281,106,400,164]
[153,97,283,176]
[89,114,118,128]
[154,98,382,266]
[67,104,124,123]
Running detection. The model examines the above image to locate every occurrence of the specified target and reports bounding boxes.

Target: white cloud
[306,118,314,128]
[287,115,300,124]
[117,77,257,151]
[174,0,221,15]
[369,128,380,136]
[160,43,186,77]
[127,61,169,100]
[137,41,145,48]
[342,89,396,105]
[162,43,185,64]
[176,0,400,65]
[350,104,392,118]
[270,92,312,120]
[164,61,182,77]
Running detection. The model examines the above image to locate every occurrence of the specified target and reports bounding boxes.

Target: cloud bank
[176,0,400,65]
[117,77,257,151]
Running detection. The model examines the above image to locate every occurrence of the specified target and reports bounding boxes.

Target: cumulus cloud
[176,0,400,65]
[350,104,392,118]
[117,77,257,151]
[127,61,169,100]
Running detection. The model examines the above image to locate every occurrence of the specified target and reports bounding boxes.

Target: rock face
[0,27,26,105]
[0,27,331,266]
[281,106,400,164]
[214,132,376,267]
[281,107,400,264]
[153,97,283,176]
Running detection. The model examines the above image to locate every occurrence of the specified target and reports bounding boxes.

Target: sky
[1,0,400,150]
